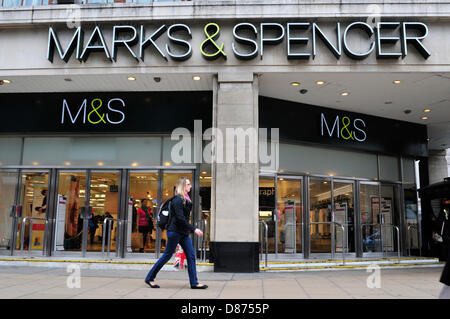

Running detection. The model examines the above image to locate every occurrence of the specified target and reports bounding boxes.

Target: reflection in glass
[199,167,211,254]
[0,171,18,249]
[277,179,302,253]
[309,179,331,253]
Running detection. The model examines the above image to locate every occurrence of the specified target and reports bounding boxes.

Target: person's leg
[145,231,181,282]
[178,235,199,287]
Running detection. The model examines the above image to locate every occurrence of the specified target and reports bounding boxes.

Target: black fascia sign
[47,21,431,63]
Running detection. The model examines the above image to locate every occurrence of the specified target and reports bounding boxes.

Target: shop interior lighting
[393,80,402,84]
[192,76,201,81]
[127,76,136,81]
[0,79,11,85]
[424,109,431,113]
[421,116,428,120]
[316,81,325,85]
[340,92,349,96]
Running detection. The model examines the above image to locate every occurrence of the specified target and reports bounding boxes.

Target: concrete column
[209,72,260,272]
[428,150,449,185]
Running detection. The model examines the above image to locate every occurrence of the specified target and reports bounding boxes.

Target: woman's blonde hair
[175,177,190,202]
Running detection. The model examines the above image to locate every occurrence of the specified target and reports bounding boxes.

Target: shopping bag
[173,244,187,270]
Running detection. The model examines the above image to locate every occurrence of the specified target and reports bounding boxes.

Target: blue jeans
[145,231,198,287]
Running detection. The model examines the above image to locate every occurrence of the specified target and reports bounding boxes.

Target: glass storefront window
[0,138,23,166]
[22,137,162,167]
[279,143,378,179]
[379,155,400,182]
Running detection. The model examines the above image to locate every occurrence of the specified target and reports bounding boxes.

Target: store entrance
[54,170,121,255]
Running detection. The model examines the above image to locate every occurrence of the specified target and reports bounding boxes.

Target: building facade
[0,0,449,272]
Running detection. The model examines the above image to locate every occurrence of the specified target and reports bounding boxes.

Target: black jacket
[167,195,195,236]
[440,215,450,286]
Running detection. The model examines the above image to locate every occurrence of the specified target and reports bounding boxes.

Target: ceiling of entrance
[0,71,449,151]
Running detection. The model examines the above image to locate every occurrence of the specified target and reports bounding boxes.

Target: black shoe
[145,280,160,288]
[191,284,208,289]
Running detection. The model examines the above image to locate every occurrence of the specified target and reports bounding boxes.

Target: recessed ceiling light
[127,76,136,81]
[163,162,171,166]
[0,79,11,85]
[316,81,325,85]
[393,80,402,84]
[340,92,350,96]
[427,138,430,141]
[32,162,39,166]
[290,82,300,86]
[65,162,71,166]
[97,162,104,166]
[192,76,201,81]
[421,116,428,120]
[424,109,431,113]
[131,162,138,167]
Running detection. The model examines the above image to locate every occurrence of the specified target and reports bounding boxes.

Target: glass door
[128,171,159,254]
[360,182,382,253]
[56,171,87,252]
[88,171,120,253]
[259,176,276,253]
[333,180,355,254]
[380,184,400,254]
[277,177,303,254]
[309,177,332,254]
[0,170,18,253]
[17,171,50,252]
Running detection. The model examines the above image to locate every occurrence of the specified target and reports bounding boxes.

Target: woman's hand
[194,228,204,237]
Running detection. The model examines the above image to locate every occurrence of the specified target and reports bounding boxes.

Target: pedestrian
[137,199,154,253]
[144,177,208,289]
[439,207,450,299]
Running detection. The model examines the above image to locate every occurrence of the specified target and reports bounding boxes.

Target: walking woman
[145,177,208,289]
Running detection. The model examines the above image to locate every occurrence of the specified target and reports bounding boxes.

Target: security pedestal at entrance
[209,73,260,273]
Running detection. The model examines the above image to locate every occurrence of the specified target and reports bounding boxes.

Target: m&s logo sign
[61,98,126,125]
[321,113,367,142]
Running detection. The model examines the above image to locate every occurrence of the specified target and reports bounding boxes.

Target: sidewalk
[0,265,446,299]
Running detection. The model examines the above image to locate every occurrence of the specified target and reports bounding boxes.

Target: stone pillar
[209,72,260,272]
[428,149,449,185]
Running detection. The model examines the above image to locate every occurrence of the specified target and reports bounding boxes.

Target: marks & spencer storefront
[0,16,436,272]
